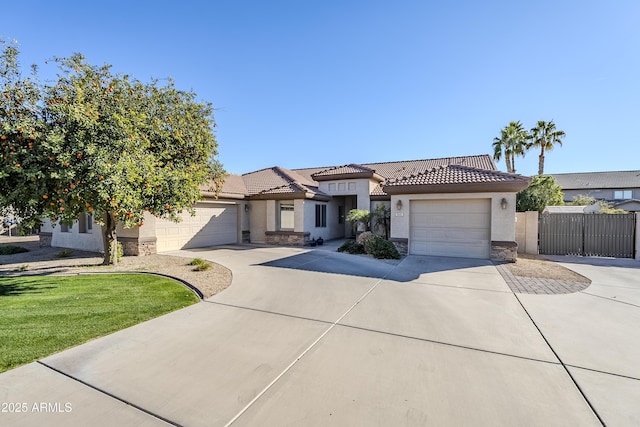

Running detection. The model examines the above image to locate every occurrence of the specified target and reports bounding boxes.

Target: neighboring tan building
[551,170,640,212]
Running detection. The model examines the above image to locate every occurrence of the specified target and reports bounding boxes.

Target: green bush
[364,236,401,259]
[56,249,74,258]
[188,258,212,271]
[0,245,29,255]
[337,240,366,254]
[356,231,374,245]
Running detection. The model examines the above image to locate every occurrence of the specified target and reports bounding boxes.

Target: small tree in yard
[516,175,564,212]
[346,209,372,232]
[373,203,391,239]
[1,43,225,264]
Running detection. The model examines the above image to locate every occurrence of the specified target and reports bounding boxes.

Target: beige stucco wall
[43,217,104,253]
[248,200,267,243]
[302,198,343,240]
[317,178,372,211]
[389,192,518,243]
[515,211,539,254]
[294,199,305,233]
[266,200,277,232]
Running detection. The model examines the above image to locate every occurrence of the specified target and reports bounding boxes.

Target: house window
[315,204,327,227]
[614,190,632,199]
[78,213,93,233]
[280,203,294,229]
[60,222,71,233]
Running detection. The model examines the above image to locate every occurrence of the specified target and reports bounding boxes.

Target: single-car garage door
[156,203,238,252]
[410,199,490,259]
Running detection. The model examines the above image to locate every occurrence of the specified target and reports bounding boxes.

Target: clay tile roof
[200,173,247,199]
[384,164,528,187]
[219,174,248,195]
[550,170,640,189]
[312,164,374,177]
[241,166,329,198]
[371,183,387,197]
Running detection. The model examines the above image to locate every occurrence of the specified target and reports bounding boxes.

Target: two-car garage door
[156,203,238,252]
[410,199,491,259]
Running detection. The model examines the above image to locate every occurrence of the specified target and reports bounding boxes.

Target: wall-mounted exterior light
[396,199,403,210]
[501,198,508,210]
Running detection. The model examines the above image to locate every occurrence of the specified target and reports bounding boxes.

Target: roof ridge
[446,163,528,178]
[551,170,640,175]
[241,166,273,176]
[272,166,297,183]
[362,154,491,168]
[313,163,372,174]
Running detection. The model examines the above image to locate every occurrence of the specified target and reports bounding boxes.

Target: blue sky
[2,1,638,176]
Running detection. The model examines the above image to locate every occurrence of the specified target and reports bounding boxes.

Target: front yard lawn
[0,274,199,373]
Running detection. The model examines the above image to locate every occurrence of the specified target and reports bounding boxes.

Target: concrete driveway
[1,246,638,426]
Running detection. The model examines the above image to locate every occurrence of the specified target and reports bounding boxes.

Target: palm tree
[530,120,565,175]
[492,121,529,173]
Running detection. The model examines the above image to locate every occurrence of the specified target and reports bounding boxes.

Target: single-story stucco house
[40,154,531,261]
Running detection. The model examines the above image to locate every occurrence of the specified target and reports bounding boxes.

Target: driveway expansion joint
[337,323,562,366]
[204,300,334,325]
[512,293,606,426]
[36,361,182,427]
[580,291,640,308]
[223,256,409,426]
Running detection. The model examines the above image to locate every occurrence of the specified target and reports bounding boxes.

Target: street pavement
[1,246,638,426]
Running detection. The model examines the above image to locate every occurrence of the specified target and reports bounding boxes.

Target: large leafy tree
[0,41,50,224]
[516,175,564,212]
[492,121,529,173]
[530,120,565,175]
[1,43,225,264]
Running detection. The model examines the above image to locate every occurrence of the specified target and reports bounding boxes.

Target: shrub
[337,240,366,254]
[188,258,212,271]
[356,231,374,245]
[0,245,29,255]
[111,242,124,263]
[364,236,401,260]
[56,249,74,258]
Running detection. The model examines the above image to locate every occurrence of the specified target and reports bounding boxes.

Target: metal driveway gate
[539,213,637,258]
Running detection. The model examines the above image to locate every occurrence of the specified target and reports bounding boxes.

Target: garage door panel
[156,204,238,252]
[410,199,490,259]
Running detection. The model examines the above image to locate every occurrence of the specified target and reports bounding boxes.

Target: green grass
[0,274,199,373]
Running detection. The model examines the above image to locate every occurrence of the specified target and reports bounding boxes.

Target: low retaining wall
[118,236,157,256]
[390,238,408,256]
[491,241,518,262]
[265,231,310,246]
[39,232,52,247]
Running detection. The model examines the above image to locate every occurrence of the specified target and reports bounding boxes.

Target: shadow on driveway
[543,255,640,269]
[257,251,493,282]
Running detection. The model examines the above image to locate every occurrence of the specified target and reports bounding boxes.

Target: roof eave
[383,180,531,195]
[201,191,246,200]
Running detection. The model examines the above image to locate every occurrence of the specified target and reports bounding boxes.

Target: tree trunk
[505,157,512,174]
[538,145,545,175]
[101,211,117,265]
